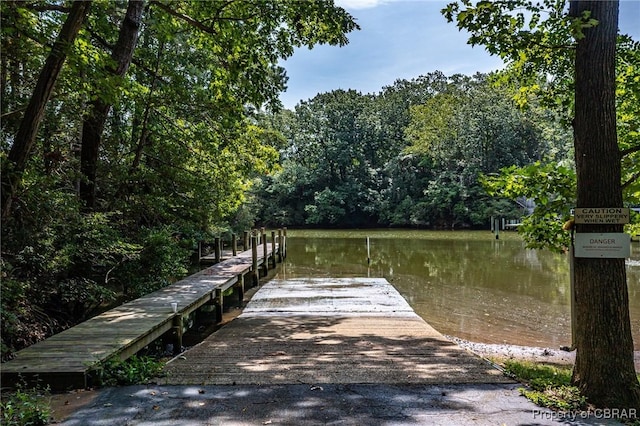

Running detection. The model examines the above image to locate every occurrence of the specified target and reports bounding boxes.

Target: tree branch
[620,144,640,158]
[149,1,218,35]
[622,170,640,190]
[27,4,71,13]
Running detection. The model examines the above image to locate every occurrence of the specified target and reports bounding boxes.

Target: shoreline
[447,335,640,370]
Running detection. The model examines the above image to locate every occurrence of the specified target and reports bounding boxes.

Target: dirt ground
[448,335,640,372]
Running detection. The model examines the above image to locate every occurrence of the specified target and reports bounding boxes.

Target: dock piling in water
[366,236,371,264]
[261,228,268,276]
[251,231,259,286]
[271,231,277,268]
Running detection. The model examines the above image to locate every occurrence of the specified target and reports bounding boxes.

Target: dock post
[237,274,244,307]
[262,228,268,275]
[283,227,287,258]
[214,288,223,323]
[367,236,371,264]
[214,237,221,262]
[277,229,283,262]
[271,231,277,267]
[172,315,183,355]
[232,234,237,256]
[243,231,249,250]
[251,232,258,286]
[198,240,202,262]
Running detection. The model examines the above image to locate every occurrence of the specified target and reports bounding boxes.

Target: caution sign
[574,233,631,258]
[574,207,629,224]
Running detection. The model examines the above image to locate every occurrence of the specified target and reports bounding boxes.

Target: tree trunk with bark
[1,1,91,219]
[570,0,640,409]
[79,0,144,209]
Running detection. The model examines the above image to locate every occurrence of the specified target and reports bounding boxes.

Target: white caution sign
[574,233,631,258]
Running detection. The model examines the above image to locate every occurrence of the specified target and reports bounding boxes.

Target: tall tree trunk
[1,1,91,219]
[570,0,640,409]
[79,0,144,209]
[130,40,163,174]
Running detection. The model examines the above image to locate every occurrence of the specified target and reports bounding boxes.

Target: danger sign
[574,233,631,258]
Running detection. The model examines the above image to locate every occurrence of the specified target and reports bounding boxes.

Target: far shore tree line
[1,0,638,410]
[251,72,577,233]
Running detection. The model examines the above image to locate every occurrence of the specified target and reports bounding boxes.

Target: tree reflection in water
[275,230,640,350]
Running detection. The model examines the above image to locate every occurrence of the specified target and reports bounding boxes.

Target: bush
[0,382,51,426]
[113,227,192,298]
[95,355,164,387]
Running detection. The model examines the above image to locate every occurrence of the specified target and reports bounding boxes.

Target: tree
[1,0,91,218]
[444,0,640,408]
[569,0,639,408]
[403,74,562,228]
[79,0,145,209]
[0,0,359,359]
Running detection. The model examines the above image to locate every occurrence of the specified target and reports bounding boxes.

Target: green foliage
[442,0,640,200]
[258,73,565,229]
[503,360,587,411]
[0,381,51,426]
[617,35,640,205]
[1,0,358,359]
[113,227,192,298]
[481,162,576,252]
[520,386,587,412]
[96,355,164,387]
[305,188,347,225]
[627,211,640,238]
[442,0,577,121]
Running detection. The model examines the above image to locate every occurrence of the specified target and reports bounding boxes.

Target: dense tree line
[254,72,572,229]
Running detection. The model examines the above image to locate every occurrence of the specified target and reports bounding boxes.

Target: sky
[278,0,640,110]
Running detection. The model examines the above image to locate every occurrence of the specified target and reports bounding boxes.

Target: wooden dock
[1,232,284,390]
[160,278,511,385]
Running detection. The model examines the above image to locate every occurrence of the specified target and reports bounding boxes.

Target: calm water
[274,229,640,350]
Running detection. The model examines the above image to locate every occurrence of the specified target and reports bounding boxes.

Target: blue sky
[278,0,640,109]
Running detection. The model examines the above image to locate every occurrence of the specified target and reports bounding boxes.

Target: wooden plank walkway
[160,278,511,385]
[1,242,281,390]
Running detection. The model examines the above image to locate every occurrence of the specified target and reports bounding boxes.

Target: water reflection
[276,230,640,350]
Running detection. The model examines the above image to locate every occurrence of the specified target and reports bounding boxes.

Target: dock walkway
[1,241,280,390]
[160,277,510,385]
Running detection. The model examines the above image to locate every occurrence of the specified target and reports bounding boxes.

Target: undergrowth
[0,380,51,426]
[95,355,164,386]
[502,360,587,411]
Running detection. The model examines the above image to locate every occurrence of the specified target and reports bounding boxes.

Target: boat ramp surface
[160,277,509,385]
[60,278,607,425]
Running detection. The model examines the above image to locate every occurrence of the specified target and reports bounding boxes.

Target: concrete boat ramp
[60,278,612,425]
[160,277,508,385]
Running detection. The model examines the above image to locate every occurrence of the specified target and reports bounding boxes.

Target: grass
[502,360,640,425]
[501,360,587,411]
